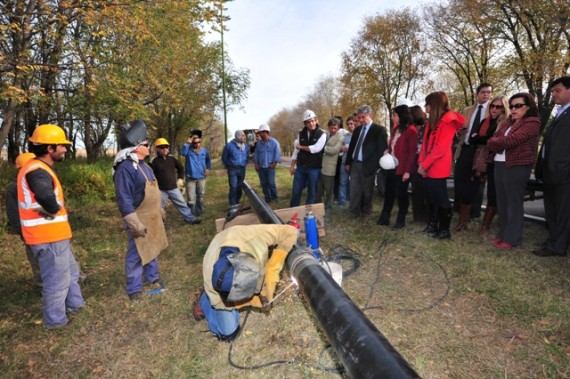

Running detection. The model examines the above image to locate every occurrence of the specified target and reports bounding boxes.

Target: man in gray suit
[534,76,570,257]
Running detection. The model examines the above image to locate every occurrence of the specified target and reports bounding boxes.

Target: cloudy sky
[222,0,419,133]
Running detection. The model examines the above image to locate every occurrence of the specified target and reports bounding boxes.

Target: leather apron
[135,164,168,265]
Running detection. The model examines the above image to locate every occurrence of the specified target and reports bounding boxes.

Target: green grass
[0,159,569,378]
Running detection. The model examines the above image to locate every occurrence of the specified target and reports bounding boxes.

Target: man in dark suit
[534,76,570,257]
[345,104,388,218]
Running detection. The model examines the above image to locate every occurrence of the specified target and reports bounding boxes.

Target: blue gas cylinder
[304,208,320,258]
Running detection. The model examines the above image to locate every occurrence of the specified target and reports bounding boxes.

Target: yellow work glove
[177,179,184,189]
[260,248,288,303]
[123,213,146,237]
[234,295,264,309]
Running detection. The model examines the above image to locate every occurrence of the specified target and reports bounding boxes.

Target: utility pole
[220,1,228,144]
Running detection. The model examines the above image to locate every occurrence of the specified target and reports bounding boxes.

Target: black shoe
[432,229,451,240]
[392,221,405,229]
[187,219,202,225]
[532,248,566,257]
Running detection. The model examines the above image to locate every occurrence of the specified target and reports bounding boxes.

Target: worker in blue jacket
[221,130,250,207]
[179,131,211,217]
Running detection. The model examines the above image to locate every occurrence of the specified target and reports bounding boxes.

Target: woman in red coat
[377,105,418,228]
[418,92,465,239]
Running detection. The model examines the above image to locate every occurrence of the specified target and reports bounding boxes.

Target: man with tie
[533,76,570,257]
[453,83,493,231]
[345,104,388,218]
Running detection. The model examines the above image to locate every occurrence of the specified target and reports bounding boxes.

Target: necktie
[353,126,367,161]
[467,105,483,144]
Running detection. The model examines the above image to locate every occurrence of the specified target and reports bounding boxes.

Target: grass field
[0,160,569,378]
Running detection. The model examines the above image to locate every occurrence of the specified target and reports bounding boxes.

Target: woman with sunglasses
[487,93,540,249]
[467,95,510,235]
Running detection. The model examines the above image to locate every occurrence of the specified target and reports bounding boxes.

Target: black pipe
[287,248,420,378]
[241,180,284,225]
[241,182,420,378]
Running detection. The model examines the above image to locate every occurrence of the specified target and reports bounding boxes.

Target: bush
[57,157,116,206]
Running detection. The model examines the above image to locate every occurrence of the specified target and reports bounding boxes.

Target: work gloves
[177,179,184,189]
[123,213,146,237]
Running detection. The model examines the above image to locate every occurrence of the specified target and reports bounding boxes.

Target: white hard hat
[397,98,413,107]
[379,154,399,170]
[303,110,316,122]
[257,124,270,133]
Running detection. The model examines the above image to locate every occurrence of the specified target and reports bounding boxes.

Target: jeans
[161,188,195,222]
[31,240,84,329]
[200,291,240,339]
[290,166,321,207]
[258,167,278,201]
[186,178,206,216]
[227,167,246,206]
[125,233,160,296]
[338,163,350,204]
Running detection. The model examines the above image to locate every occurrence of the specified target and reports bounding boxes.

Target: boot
[376,210,390,226]
[479,206,496,236]
[454,203,470,232]
[423,203,438,235]
[393,211,406,229]
[433,207,452,240]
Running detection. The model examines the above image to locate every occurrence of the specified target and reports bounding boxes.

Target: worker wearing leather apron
[113,120,169,300]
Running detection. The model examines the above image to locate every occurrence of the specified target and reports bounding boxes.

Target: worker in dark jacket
[150,137,200,224]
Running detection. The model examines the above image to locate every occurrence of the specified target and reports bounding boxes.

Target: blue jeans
[338,162,350,204]
[200,291,240,339]
[258,167,278,201]
[290,166,321,207]
[125,233,160,296]
[161,188,195,222]
[31,240,84,329]
[227,167,246,206]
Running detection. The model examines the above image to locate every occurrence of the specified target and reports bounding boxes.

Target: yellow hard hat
[29,124,71,145]
[154,137,170,147]
[15,152,36,169]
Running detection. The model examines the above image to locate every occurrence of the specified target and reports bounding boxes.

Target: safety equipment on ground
[29,124,71,145]
[303,110,317,122]
[154,138,169,147]
[15,153,36,169]
[212,252,261,303]
[119,120,148,150]
[257,124,270,133]
[380,154,399,170]
[176,179,184,189]
[123,213,147,237]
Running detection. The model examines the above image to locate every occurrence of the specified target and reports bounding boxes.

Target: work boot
[454,203,470,232]
[192,290,205,321]
[423,203,438,235]
[479,206,496,235]
[433,207,452,240]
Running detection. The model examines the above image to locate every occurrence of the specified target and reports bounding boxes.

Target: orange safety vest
[17,159,72,245]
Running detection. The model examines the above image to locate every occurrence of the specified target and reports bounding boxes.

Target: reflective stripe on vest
[17,160,72,245]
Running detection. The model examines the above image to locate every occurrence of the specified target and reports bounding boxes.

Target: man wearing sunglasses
[150,138,200,225]
[180,131,211,217]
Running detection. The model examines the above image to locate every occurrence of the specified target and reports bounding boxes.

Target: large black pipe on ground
[241,181,420,379]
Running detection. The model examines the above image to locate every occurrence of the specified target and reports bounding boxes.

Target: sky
[222,0,419,134]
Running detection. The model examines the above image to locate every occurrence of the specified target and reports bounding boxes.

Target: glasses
[489,104,504,110]
[139,143,150,147]
[157,145,169,149]
[509,103,527,109]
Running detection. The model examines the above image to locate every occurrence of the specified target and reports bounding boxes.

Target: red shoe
[494,241,512,249]
[492,237,501,244]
